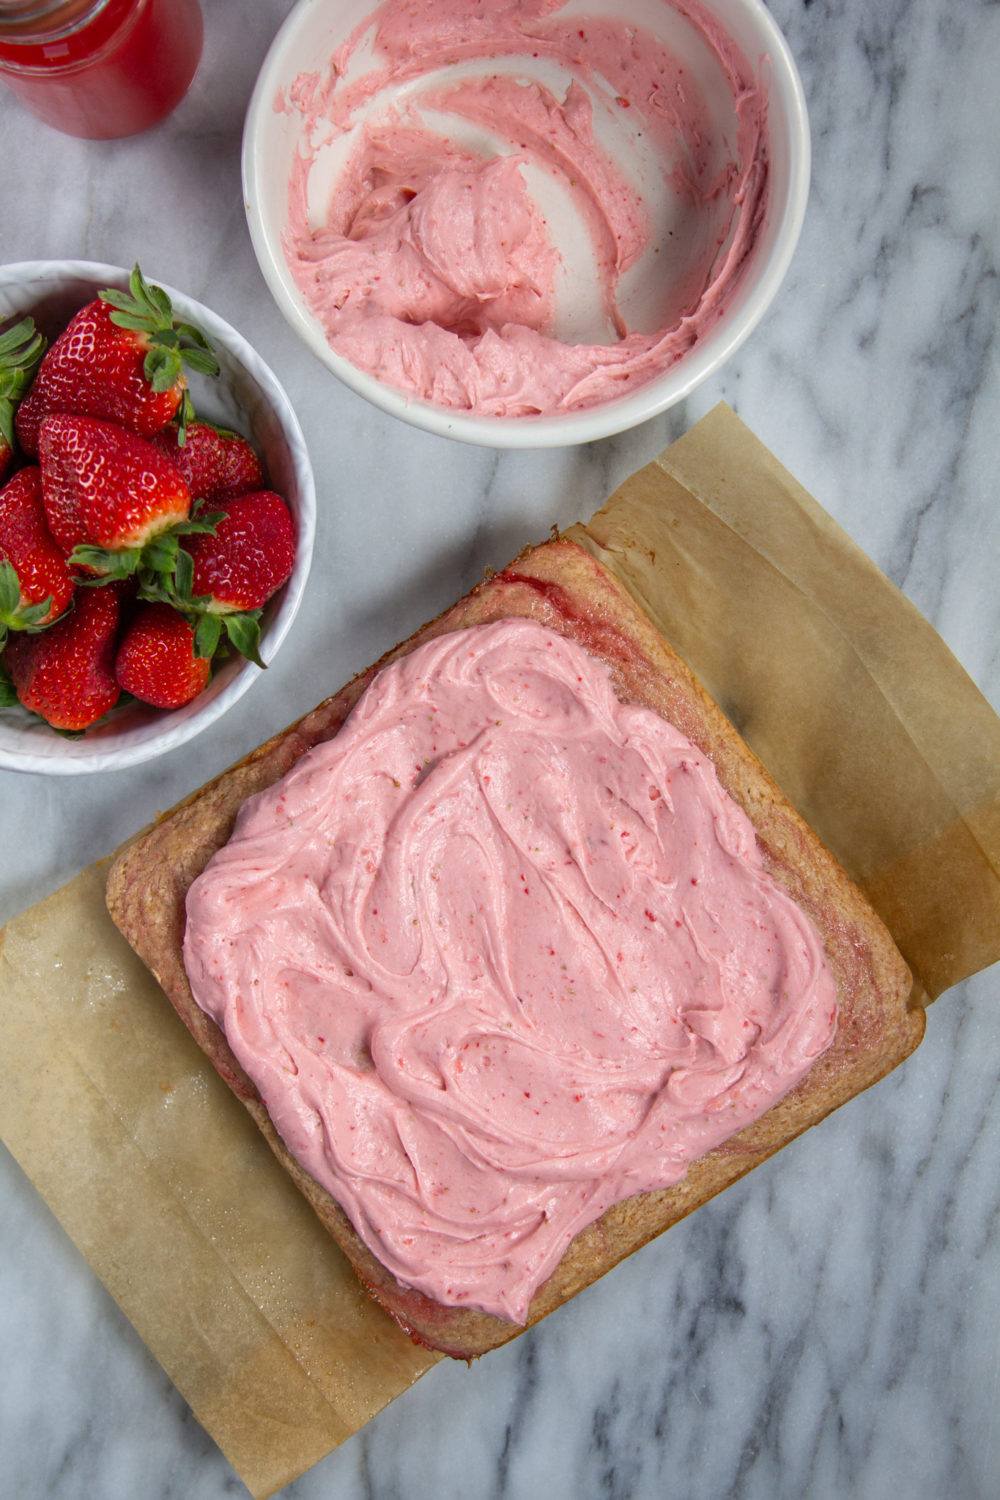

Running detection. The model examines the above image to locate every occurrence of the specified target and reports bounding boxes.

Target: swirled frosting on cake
[183,619,836,1322]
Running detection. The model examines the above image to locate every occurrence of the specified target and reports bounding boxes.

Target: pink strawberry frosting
[279,0,770,417]
[183,620,836,1323]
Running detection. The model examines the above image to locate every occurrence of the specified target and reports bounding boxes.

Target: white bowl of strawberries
[0,261,315,774]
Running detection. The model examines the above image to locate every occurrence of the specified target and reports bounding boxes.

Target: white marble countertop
[1,2,998,1496]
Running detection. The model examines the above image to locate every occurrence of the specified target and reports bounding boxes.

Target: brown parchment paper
[566,404,1000,1003]
[0,860,440,1499]
[2,404,998,1496]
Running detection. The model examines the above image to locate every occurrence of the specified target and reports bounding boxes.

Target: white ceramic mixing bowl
[243,0,809,448]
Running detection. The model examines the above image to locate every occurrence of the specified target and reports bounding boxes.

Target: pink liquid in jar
[0,0,203,139]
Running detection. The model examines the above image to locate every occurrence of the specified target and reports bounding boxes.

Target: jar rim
[0,1,110,42]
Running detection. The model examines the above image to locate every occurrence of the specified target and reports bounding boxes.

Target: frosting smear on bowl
[280,0,770,417]
[183,619,836,1323]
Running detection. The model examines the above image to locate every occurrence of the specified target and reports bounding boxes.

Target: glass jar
[0,0,203,139]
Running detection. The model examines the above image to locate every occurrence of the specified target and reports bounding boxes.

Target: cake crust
[106,538,923,1358]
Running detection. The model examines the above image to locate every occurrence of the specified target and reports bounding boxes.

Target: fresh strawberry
[4,578,121,730]
[0,316,46,482]
[115,601,211,709]
[169,490,296,666]
[150,420,264,503]
[38,413,196,577]
[185,491,296,611]
[15,263,219,456]
[0,466,76,648]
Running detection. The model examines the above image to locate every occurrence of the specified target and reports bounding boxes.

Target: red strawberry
[173,490,296,666]
[15,263,218,456]
[0,466,76,648]
[4,579,121,730]
[0,316,46,482]
[150,420,264,503]
[115,602,211,709]
[186,491,296,611]
[38,413,192,575]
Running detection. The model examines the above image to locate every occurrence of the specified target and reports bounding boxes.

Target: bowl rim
[0,259,316,774]
[241,0,811,449]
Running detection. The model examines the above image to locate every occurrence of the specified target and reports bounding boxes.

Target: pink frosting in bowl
[183,620,836,1322]
[243,0,810,446]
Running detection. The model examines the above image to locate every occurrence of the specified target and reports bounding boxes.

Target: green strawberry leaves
[0,557,57,650]
[0,658,18,708]
[0,558,22,621]
[68,509,226,582]
[100,264,220,441]
[69,544,144,581]
[142,329,219,389]
[204,609,264,668]
[0,316,46,453]
[187,608,264,669]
